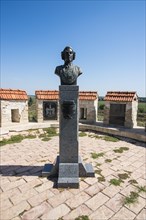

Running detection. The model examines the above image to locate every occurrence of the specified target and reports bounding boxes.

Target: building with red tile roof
[104,91,138,128]
[0,89,28,127]
[104,91,137,102]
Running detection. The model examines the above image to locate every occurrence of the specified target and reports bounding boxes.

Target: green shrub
[79,132,87,137]
[43,127,58,137]
[0,135,24,146]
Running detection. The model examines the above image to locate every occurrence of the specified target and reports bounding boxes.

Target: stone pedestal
[42,86,94,188]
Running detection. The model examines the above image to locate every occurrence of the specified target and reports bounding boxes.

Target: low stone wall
[80,124,146,143]
[0,122,145,143]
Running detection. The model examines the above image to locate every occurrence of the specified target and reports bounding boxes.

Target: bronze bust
[55,46,82,85]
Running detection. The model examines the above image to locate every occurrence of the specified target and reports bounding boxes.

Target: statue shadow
[0,165,44,176]
[0,164,58,188]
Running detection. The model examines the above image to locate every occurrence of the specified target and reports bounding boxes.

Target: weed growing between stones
[91,152,104,159]
[128,179,138,184]
[136,185,146,192]
[79,132,87,137]
[0,133,36,147]
[95,169,102,175]
[75,216,90,220]
[109,178,123,186]
[43,127,58,137]
[41,137,51,142]
[95,162,102,167]
[105,159,112,163]
[94,135,120,142]
[118,173,130,180]
[124,191,139,205]
[24,134,36,139]
[113,147,129,153]
[98,176,106,182]
[103,135,120,142]
[123,185,146,205]
[95,168,105,182]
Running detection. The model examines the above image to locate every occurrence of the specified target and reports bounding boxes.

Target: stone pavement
[0,132,146,220]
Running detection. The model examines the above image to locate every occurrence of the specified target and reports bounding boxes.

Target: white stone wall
[104,101,138,128]
[79,100,98,123]
[0,100,28,127]
[36,100,43,123]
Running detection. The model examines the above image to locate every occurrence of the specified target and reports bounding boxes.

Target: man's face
[64,48,74,62]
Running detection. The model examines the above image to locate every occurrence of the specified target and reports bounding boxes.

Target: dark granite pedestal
[42,86,94,188]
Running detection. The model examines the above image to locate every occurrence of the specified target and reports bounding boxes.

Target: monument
[42,46,95,188]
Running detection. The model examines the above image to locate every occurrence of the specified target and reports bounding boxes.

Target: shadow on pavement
[0,165,44,176]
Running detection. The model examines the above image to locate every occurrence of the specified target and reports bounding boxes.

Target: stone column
[42,86,95,188]
[58,85,79,188]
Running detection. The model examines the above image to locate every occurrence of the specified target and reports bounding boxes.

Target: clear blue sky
[1,0,145,97]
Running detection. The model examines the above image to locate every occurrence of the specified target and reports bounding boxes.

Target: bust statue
[55,46,82,85]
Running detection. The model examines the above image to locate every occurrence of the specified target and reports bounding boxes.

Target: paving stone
[85,182,105,196]
[120,185,137,196]
[135,208,146,220]
[41,204,70,220]
[105,193,125,212]
[18,178,42,193]
[64,204,92,220]
[89,205,114,220]
[124,196,146,214]
[110,207,136,220]
[85,192,109,211]
[68,181,89,195]
[10,188,38,205]
[1,179,26,192]
[66,191,91,209]
[12,217,21,220]
[0,198,13,211]
[102,184,121,198]
[131,171,143,180]
[0,133,146,220]
[28,189,54,207]
[21,202,51,220]
[47,190,73,208]
[132,160,144,168]
[35,181,54,193]
[0,200,30,220]
[0,188,21,200]
[83,177,98,185]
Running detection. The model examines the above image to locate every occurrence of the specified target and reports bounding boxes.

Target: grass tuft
[124,191,139,205]
[128,179,138,185]
[43,127,58,137]
[118,173,130,180]
[79,132,87,137]
[109,178,123,186]
[137,185,146,193]
[98,176,105,182]
[113,147,129,153]
[75,216,89,220]
[0,135,24,146]
[91,152,104,159]
[103,135,120,142]
[41,137,51,142]
[105,159,112,163]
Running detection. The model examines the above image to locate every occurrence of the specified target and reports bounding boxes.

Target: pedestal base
[42,156,95,188]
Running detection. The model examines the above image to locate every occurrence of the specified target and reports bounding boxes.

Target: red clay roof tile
[0,89,28,100]
[104,91,137,102]
[35,90,98,101]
